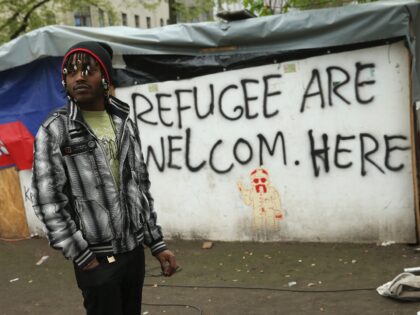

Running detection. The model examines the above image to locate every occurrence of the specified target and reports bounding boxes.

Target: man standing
[32,41,177,315]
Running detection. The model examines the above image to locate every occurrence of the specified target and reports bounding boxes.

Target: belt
[96,245,143,264]
[97,255,117,264]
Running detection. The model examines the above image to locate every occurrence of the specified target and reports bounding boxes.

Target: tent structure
[1,1,420,137]
[0,0,419,242]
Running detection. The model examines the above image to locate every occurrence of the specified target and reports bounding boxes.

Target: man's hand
[82,257,100,271]
[155,250,178,277]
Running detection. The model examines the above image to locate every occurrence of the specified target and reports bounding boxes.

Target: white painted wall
[18,170,44,236]
[116,41,416,243]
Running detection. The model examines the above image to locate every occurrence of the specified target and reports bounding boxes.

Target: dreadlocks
[62,52,101,80]
[62,51,110,98]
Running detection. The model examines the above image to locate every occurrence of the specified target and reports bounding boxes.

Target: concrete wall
[115,41,416,243]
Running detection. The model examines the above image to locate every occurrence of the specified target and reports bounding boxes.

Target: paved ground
[1,238,420,315]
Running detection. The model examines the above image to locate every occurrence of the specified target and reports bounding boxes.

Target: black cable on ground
[145,265,168,277]
[143,267,204,314]
[143,267,376,314]
[142,302,203,315]
[144,282,376,293]
[145,266,183,277]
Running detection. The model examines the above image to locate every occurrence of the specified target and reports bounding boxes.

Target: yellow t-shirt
[81,110,120,188]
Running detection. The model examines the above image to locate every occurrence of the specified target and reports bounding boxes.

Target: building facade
[55,0,248,29]
[57,0,170,28]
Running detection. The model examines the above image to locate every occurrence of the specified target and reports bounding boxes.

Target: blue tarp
[0,57,64,136]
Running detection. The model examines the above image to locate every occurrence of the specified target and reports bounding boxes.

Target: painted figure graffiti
[237,167,283,232]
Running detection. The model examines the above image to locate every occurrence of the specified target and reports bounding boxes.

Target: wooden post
[409,49,420,242]
[411,103,420,242]
[0,167,30,239]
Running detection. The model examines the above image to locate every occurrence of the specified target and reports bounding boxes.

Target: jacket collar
[107,95,130,120]
[68,95,130,122]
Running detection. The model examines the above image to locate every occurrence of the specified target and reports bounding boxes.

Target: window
[146,16,151,28]
[122,13,128,26]
[98,9,105,27]
[160,18,164,27]
[74,7,92,26]
[108,14,114,26]
[135,15,140,28]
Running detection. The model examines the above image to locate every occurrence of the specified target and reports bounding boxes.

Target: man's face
[64,54,105,106]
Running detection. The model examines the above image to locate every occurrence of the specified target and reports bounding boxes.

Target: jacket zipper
[74,119,118,238]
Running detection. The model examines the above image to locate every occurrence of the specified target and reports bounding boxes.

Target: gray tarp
[0,0,420,100]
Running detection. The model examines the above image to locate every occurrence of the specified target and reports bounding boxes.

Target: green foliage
[283,0,378,12]
[173,0,215,22]
[135,0,161,12]
[243,0,273,16]
[0,0,117,44]
[169,0,241,24]
[243,0,379,16]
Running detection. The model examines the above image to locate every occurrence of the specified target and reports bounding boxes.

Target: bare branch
[0,12,21,32]
[10,0,51,40]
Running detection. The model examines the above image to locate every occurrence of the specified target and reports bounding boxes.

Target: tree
[0,0,118,44]
[168,0,240,24]
[243,0,379,16]
[242,0,277,16]
[168,0,215,23]
[283,0,378,12]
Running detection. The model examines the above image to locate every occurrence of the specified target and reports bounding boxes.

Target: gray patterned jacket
[32,96,167,268]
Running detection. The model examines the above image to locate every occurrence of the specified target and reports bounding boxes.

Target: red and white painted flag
[0,121,34,170]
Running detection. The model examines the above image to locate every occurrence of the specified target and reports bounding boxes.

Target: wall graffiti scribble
[300,62,376,113]
[133,74,283,128]
[144,128,288,174]
[308,130,411,177]
[24,186,33,203]
[121,44,411,180]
